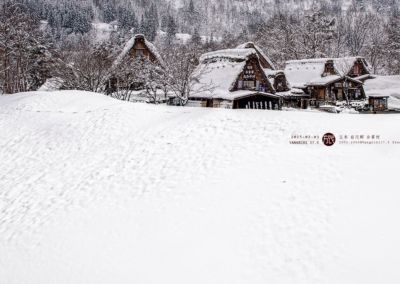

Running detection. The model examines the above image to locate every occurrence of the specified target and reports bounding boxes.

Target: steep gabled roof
[333,57,371,76]
[263,69,290,88]
[114,34,165,68]
[192,49,275,99]
[199,48,257,63]
[284,56,370,88]
[236,42,276,70]
[285,59,327,88]
[191,57,248,99]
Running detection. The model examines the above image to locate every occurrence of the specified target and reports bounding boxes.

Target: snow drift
[1,91,400,284]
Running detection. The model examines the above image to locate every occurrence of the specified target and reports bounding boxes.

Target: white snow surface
[1,91,400,283]
[91,22,117,42]
[38,78,64,92]
[199,48,257,63]
[158,31,222,44]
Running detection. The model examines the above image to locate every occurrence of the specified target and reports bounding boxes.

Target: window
[355,89,361,99]
[136,49,145,57]
[243,81,255,88]
[353,65,360,75]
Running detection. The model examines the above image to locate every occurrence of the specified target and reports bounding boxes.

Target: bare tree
[297,6,336,58]
[158,44,214,105]
[364,15,386,74]
[332,15,348,58]
[56,36,116,93]
[104,54,167,103]
[344,6,373,56]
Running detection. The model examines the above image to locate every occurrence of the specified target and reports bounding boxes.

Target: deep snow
[1,91,400,284]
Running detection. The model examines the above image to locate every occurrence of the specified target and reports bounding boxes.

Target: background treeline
[1,0,399,95]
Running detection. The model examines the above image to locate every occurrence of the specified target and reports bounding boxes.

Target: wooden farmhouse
[117,34,165,67]
[236,42,290,93]
[188,49,282,109]
[236,42,312,109]
[284,57,370,107]
[106,34,165,93]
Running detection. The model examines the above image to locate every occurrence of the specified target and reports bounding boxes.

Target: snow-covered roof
[191,56,277,100]
[263,69,285,77]
[262,69,277,87]
[354,74,375,81]
[285,57,370,88]
[307,75,342,86]
[236,42,276,70]
[114,34,165,67]
[289,88,308,97]
[199,49,257,63]
[368,94,390,98]
[191,59,247,99]
[285,59,327,88]
[308,75,362,87]
[216,90,281,100]
[333,57,371,76]
[279,90,309,98]
[262,68,291,92]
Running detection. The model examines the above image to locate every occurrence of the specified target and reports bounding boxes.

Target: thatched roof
[191,49,276,100]
[236,42,276,70]
[114,34,165,67]
[285,57,370,88]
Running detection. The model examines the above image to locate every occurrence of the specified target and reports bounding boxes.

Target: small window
[136,49,145,57]
[353,65,360,75]
[243,81,255,88]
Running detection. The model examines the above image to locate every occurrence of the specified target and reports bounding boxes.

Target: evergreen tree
[166,15,177,45]
[117,8,138,32]
[188,0,195,14]
[385,7,400,74]
[139,7,158,40]
[190,28,202,46]
[103,2,117,23]
[182,0,200,33]
[0,1,54,93]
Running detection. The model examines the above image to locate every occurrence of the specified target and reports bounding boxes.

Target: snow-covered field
[1,91,400,284]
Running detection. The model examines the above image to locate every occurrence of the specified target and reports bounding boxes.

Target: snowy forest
[1,0,400,95]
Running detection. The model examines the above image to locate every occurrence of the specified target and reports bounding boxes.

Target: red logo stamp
[322,133,336,146]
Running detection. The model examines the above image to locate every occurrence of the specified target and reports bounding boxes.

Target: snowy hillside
[1,91,400,283]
